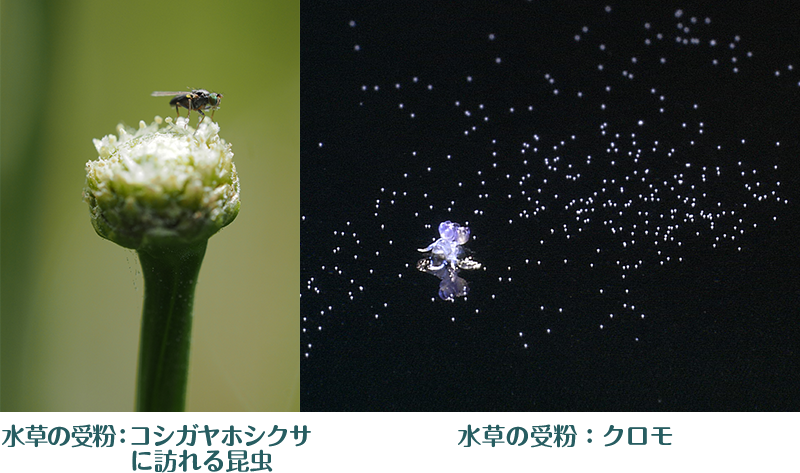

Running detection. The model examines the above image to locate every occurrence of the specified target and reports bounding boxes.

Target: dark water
[301,1,800,411]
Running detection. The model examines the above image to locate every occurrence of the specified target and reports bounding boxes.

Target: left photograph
[0,0,299,411]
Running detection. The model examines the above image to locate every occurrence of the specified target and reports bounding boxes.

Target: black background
[301,0,800,411]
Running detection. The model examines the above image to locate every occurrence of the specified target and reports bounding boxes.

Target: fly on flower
[151,89,223,124]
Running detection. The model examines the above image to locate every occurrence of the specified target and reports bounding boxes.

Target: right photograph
[301,1,800,411]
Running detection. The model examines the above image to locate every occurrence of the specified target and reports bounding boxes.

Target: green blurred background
[0,0,299,411]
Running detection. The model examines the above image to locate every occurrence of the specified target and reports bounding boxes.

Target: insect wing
[151,91,188,97]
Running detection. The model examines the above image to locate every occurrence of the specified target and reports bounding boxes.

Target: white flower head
[84,116,240,249]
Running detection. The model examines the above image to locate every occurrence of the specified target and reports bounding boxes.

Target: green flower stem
[135,240,207,412]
